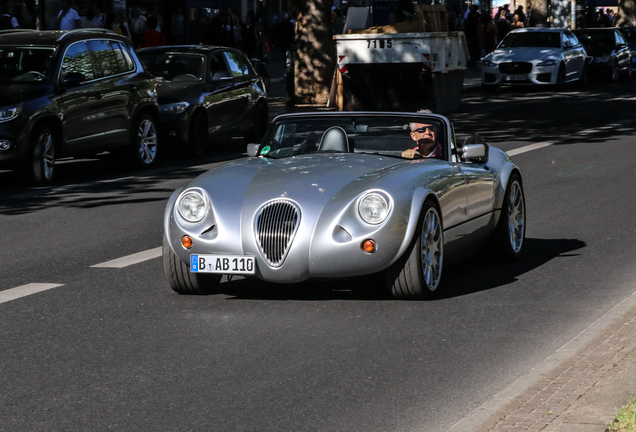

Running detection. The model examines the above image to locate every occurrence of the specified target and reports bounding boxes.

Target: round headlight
[177,190,207,222]
[359,193,389,224]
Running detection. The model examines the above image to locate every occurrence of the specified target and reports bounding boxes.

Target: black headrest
[318,126,350,153]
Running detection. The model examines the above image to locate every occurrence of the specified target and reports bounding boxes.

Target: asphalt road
[1,79,635,432]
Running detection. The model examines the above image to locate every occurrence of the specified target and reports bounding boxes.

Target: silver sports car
[163,112,525,299]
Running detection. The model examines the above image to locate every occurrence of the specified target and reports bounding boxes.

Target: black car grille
[499,62,533,74]
[255,199,300,267]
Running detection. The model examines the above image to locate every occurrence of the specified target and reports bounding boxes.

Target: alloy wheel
[137,119,158,164]
[507,180,525,253]
[420,207,443,290]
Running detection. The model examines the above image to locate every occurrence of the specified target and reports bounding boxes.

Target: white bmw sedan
[481,28,588,90]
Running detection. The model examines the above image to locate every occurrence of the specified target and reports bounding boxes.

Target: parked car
[162,112,526,300]
[137,46,268,157]
[481,28,588,90]
[573,28,631,81]
[617,27,636,73]
[0,29,160,185]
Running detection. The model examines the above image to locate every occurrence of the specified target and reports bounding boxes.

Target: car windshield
[0,47,56,83]
[139,52,205,82]
[575,30,614,47]
[499,32,561,48]
[260,115,447,160]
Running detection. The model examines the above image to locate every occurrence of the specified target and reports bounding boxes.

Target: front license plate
[190,254,255,275]
[504,74,527,81]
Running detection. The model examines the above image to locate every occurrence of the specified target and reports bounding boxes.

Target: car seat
[318,126,350,153]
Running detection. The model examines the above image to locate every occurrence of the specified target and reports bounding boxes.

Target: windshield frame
[499,31,563,49]
[138,51,207,82]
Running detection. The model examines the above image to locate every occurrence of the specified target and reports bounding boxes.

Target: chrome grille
[255,199,300,267]
[499,62,533,74]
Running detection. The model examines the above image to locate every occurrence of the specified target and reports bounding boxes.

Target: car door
[222,50,252,131]
[563,32,585,80]
[203,51,237,134]
[85,39,134,148]
[54,41,103,153]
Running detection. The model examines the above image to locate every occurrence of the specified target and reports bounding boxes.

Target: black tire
[244,102,268,144]
[623,65,632,80]
[162,235,222,295]
[26,124,55,186]
[491,173,526,260]
[482,84,498,92]
[188,111,208,157]
[610,61,620,83]
[555,64,566,91]
[130,113,159,168]
[386,200,444,300]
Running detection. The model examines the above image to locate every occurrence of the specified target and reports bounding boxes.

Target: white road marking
[0,283,65,304]
[507,141,555,156]
[91,247,162,268]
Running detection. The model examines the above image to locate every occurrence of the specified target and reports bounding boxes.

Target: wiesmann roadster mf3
[163,112,525,299]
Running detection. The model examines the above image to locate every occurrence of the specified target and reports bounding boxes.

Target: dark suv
[0,29,160,185]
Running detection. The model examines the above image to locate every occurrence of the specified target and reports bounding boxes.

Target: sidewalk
[261,51,636,432]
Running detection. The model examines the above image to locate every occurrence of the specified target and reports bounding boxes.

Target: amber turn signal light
[182,235,193,249]
[362,239,376,253]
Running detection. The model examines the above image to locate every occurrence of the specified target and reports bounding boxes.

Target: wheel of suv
[26,124,56,186]
[131,113,159,167]
[610,61,620,83]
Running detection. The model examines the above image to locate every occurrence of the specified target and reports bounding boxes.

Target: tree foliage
[618,0,636,26]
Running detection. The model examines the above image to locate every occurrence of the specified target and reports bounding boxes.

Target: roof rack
[57,28,116,41]
[0,29,37,35]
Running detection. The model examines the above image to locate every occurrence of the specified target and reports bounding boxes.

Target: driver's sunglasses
[414,125,436,133]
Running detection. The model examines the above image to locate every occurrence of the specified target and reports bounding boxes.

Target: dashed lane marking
[91,247,162,268]
[0,283,65,304]
[507,141,555,156]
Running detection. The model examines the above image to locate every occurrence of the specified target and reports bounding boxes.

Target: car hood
[0,83,53,107]
[583,44,612,57]
[487,47,562,63]
[189,153,408,210]
[156,81,202,103]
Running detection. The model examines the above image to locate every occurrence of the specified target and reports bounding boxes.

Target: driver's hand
[401,148,420,159]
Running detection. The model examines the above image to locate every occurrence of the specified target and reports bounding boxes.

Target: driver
[401,121,443,159]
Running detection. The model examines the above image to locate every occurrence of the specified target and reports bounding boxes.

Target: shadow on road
[212,238,586,302]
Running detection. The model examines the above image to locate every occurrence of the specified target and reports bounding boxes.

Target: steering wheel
[13,71,45,81]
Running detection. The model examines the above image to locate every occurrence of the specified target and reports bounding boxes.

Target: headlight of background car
[537,59,559,67]
[0,105,22,123]
[159,101,190,115]
[177,189,208,222]
[482,60,498,68]
[358,192,390,224]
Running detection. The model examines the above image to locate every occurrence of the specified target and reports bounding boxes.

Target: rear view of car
[481,28,587,90]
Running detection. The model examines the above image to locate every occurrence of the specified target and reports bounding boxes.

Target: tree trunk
[618,0,636,26]
[292,0,335,105]
[528,0,548,27]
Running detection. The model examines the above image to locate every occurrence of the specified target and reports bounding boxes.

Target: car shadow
[215,237,586,301]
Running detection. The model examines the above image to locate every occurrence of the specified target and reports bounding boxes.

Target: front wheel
[610,61,620,83]
[387,200,444,300]
[162,235,222,294]
[492,173,526,259]
[555,65,566,91]
[130,113,159,167]
[26,124,56,186]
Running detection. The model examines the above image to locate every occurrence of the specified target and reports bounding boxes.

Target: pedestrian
[514,5,526,25]
[495,7,511,44]
[241,12,259,58]
[111,11,130,38]
[140,16,165,48]
[148,6,162,32]
[171,6,186,44]
[192,8,209,44]
[463,5,482,67]
[80,8,101,28]
[482,14,498,55]
[93,4,104,27]
[511,14,524,29]
[275,12,294,65]
[219,8,237,47]
[55,0,80,30]
[0,3,20,30]
[332,8,344,35]
[129,7,147,49]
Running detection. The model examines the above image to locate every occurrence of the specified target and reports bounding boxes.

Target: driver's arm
[401,148,420,159]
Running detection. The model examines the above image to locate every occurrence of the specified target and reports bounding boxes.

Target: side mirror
[457,133,488,162]
[63,72,86,88]
[246,143,260,157]
[213,71,233,81]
